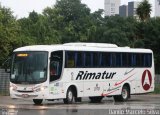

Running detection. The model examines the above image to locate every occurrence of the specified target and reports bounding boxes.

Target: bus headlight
[40,87,45,91]
[10,86,13,90]
[35,86,47,92]
[10,85,17,91]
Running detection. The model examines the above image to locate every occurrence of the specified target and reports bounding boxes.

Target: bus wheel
[63,88,75,104]
[114,86,130,102]
[33,99,43,105]
[89,96,103,103]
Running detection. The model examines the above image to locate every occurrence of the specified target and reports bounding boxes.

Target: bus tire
[63,88,75,104]
[89,96,103,103]
[114,85,130,102]
[33,99,43,105]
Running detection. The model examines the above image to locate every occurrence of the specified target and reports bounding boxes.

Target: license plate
[22,94,29,98]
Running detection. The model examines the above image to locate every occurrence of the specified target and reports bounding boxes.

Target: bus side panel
[56,66,154,99]
[61,69,84,97]
[135,68,154,94]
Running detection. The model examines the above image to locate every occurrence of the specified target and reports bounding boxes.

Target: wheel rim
[122,89,128,99]
[68,90,73,101]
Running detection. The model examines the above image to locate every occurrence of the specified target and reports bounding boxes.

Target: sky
[0,0,155,18]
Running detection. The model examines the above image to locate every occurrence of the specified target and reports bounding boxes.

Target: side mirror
[2,57,11,73]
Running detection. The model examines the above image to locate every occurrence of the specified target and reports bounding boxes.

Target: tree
[0,5,22,66]
[94,16,135,46]
[143,18,160,73]
[18,10,61,45]
[136,0,152,22]
[43,0,91,43]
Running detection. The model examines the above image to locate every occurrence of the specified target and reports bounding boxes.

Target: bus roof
[14,43,153,53]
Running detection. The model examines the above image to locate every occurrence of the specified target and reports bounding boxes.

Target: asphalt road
[0,94,160,115]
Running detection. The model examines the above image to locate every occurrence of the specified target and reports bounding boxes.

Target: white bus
[9,43,155,105]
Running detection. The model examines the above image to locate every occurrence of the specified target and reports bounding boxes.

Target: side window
[101,52,111,67]
[50,51,63,82]
[128,53,132,67]
[143,53,152,67]
[136,53,142,67]
[116,53,122,67]
[65,51,75,68]
[122,53,127,67]
[132,53,136,67]
[92,52,100,67]
[76,52,84,67]
[142,54,145,67]
[84,52,92,67]
[148,53,152,67]
[112,53,116,67]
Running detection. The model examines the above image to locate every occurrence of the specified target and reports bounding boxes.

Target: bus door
[49,51,64,98]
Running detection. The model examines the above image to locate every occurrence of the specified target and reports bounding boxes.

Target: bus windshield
[11,52,48,84]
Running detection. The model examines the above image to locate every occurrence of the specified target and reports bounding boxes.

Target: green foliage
[0,0,160,73]
[154,84,160,94]
[136,0,152,21]
[0,5,22,65]
[49,0,91,43]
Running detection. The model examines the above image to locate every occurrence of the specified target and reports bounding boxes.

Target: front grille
[15,94,38,98]
[17,90,34,93]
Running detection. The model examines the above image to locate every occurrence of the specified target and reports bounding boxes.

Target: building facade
[155,0,160,16]
[104,0,120,16]
[119,5,128,17]
[128,1,140,17]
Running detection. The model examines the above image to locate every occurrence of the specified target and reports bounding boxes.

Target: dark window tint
[116,53,122,67]
[65,52,75,68]
[92,52,100,67]
[76,52,84,67]
[101,52,111,67]
[111,53,116,67]
[50,51,63,82]
[128,53,132,67]
[84,52,92,67]
[143,53,152,67]
[122,53,127,67]
[131,54,136,67]
[64,51,152,68]
[136,53,142,67]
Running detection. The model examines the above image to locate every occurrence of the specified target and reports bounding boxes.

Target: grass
[154,84,160,94]
[0,91,9,96]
